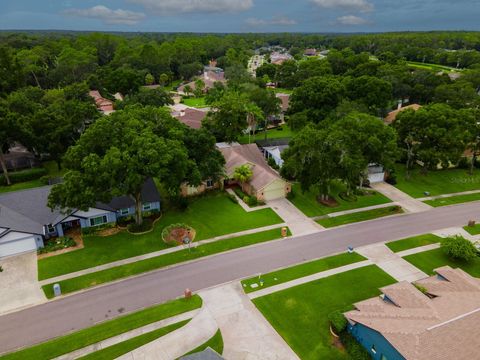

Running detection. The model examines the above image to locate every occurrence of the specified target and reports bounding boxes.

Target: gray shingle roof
[180,348,224,360]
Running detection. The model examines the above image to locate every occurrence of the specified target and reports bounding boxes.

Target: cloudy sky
[0,0,478,33]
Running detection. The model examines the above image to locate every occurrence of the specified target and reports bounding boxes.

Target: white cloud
[64,5,145,25]
[128,0,253,14]
[246,16,297,27]
[336,15,370,25]
[311,0,374,12]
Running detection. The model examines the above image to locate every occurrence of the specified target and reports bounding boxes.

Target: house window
[206,179,214,188]
[47,224,56,233]
[90,215,108,227]
[142,203,151,211]
[119,208,129,215]
[371,345,377,354]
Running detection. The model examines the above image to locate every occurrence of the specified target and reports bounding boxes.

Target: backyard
[289,182,392,217]
[38,192,283,280]
[394,165,480,198]
[238,124,294,144]
[0,161,64,194]
[182,97,208,108]
[253,266,396,360]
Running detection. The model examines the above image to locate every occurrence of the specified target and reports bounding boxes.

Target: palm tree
[233,164,253,192]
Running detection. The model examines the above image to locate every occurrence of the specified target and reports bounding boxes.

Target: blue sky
[0,0,478,33]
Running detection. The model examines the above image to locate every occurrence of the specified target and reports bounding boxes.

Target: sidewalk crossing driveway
[371,182,431,213]
[267,198,323,235]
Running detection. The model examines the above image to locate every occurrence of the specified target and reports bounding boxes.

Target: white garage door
[0,237,37,258]
[263,180,286,201]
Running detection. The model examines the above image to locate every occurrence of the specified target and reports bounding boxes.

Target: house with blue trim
[344,266,480,360]
[0,178,160,258]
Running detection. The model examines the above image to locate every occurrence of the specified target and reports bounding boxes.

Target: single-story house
[367,164,386,184]
[178,61,226,94]
[270,52,293,65]
[89,90,115,115]
[0,178,160,258]
[384,104,422,125]
[304,48,317,56]
[263,145,288,168]
[345,266,480,360]
[172,106,208,129]
[219,143,291,201]
[3,144,39,171]
[275,93,290,122]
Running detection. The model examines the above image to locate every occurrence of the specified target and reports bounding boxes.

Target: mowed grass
[0,161,64,194]
[386,234,442,253]
[0,296,201,360]
[242,252,366,293]
[317,206,403,228]
[42,227,289,298]
[253,266,396,360]
[394,165,480,198]
[39,192,282,280]
[289,183,391,217]
[424,192,480,207]
[406,61,460,73]
[403,248,480,277]
[182,97,208,108]
[183,330,224,356]
[238,124,294,144]
[464,224,480,235]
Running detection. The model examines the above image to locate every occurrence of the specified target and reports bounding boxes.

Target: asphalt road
[1,201,480,354]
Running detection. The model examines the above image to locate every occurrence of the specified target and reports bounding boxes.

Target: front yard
[385,234,442,253]
[289,182,392,218]
[253,266,396,360]
[403,248,480,277]
[424,192,480,207]
[394,165,480,198]
[317,206,403,228]
[38,192,283,280]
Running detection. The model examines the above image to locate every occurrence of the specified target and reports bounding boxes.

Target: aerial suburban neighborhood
[1,1,480,359]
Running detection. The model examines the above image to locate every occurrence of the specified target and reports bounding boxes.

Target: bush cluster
[161,223,193,245]
[38,236,76,254]
[328,310,348,334]
[0,167,48,185]
[81,222,116,235]
[128,218,153,233]
[441,235,479,262]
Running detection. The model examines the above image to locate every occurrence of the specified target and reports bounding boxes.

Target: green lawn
[394,165,480,198]
[289,182,392,217]
[464,224,480,235]
[42,227,289,298]
[406,61,461,73]
[0,296,201,360]
[183,330,224,356]
[424,192,480,207]
[182,97,208,108]
[253,266,396,360]
[317,206,403,228]
[242,252,365,293]
[403,248,480,277]
[238,124,294,144]
[386,234,442,253]
[79,320,188,360]
[273,88,294,94]
[39,192,282,280]
[0,161,65,194]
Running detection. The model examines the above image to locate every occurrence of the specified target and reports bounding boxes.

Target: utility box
[53,283,61,297]
[281,227,288,237]
[468,220,476,227]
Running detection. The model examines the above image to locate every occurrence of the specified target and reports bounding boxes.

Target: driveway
[0,252,46,315]
[370,182,432,213]
[267,198,323,235]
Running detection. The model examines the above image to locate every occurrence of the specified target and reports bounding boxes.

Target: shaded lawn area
[242,252,366,293]
[424,192,480,207]
[42,227,289,298]
[238,124,294,144]
[403,248,480,277]
[317,206,403,228]
[273,88,294,94]
[386,234,442,253]
[183,330,224,356]
[289,182,392,217]
[79,320,188,360]
[253,266,396,360]
[39,192,282,280]
[0,161,65,194]
[406,61,460,72]
[394,165,480,198]
[0,296,201,360]
[464,224,480,235]
[182,97,207,108]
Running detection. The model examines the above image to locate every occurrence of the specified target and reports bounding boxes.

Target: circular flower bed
[162,223,196,246]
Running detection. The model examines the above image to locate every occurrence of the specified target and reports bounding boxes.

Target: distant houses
[171,105,207,129]
[270,51,293,65]
[89,90,115,115]
[384,104,422,125]
[178,60,226,94]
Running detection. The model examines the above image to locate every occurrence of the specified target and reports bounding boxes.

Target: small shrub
[171,195,189,211]
[38,237,76,254]
[39,175,51,185]
[128,218,153,233]
[386,170,397,185]
[328,310,347,334]
[287,188,295,200]
[234,187,246,199]
[267,157,280,170]
[441,235,478,262]
[339,332,371,360]
[457,156,470,169]
[339,192,357,202]
[247,196,258,207]
[0,167,48,185]
[81,222,115,235]
[227,193,238,204]
[117,215,134,226]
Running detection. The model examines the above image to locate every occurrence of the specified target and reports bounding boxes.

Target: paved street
[1,201,480,354]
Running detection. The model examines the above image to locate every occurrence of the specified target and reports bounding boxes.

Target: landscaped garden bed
[38,236,77,255]
[161,223,196,246]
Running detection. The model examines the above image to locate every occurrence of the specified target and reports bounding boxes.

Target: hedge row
[0,167,48,185]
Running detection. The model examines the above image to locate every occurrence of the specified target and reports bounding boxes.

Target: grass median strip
[78,320,189,360]
[385,234,442,253]
[403,248,480,277]
[0,296,201,360]
[253,265,396,359]
[42,228,289,298]
[424,192,480,207]
[182,329,224,357]
[242,252,366,293]
[317,206,403,228]
[464,224,480,235]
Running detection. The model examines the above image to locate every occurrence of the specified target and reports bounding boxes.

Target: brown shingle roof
[276,93,290,112]
[218,143,285,191]
[345,266,480,360]
[172,108,207,129]
[384,104,422,124]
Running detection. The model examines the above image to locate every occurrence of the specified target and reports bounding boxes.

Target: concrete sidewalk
[40,223,286,286]
[356,243,428,282]
[200,283,299,360]
[312,202,399,220]
[370,182,432,213]
[418,189,480,201]
[267,198,324,235]
[226,188,271,212]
